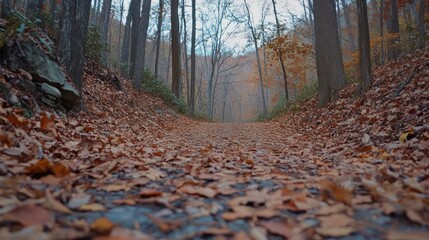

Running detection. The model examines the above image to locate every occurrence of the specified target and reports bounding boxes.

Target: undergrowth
[141,69,188,115]
[256,80,318,121]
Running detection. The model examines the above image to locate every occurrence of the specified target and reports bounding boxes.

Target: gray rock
[40,83,61,98]
[41,96,57,107]
[18,41,80,109]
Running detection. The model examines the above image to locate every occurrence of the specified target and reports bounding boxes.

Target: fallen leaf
[101,184,131,192]
[140,188,163,198]
[385,230,429,240]
[67,194,92,209]
[40,112,55,130]
[91,217,114,234]
[316,227,354,237]
[318,214,354,228]
[5,205,53,226]
[79,203,107,212]
[177,185,217,198]
[259,221,292,239]
[45,189,72,214]
[319,179,353,205]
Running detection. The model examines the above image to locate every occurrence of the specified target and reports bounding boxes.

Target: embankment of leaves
[276,49,429,147]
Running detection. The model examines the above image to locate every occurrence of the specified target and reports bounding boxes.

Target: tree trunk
[171,0,181,97]
[1,0,11,18]
[357,0,373,91]
[418,0,425,49]
[121,1,133,77]
[117,0,125,62]
[155,0,164,79]
[380,0,385,64]
[313,0,347,107]
[57,0,92,92]
[244,0,268,119]
[341,0,357,52]
[98,0,112,60]
[190,0,196,115]
[132,0,152,90]
[272,0,289,102]
[130,0,142,74]
[181,0,190,105]
[387,0,400,60]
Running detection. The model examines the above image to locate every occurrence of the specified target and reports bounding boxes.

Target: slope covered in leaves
[0,50,428,239]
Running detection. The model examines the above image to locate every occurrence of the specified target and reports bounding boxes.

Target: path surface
[1,121,428,239]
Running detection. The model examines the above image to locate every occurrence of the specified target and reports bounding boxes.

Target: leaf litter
[0,51,428,239]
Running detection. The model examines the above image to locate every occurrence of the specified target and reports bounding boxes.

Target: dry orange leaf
[91,217,114,234]
[385,230,429,240]
[40,112,55,130]
[140,188,163,198]
[177,185,217,198]
[259,221,292,239]
[24,159,70,178]
[319,179,353,205]
[79,203,106,212]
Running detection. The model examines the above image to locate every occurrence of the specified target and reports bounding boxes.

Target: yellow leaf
[90,217,114,233]
[79,203,106,212]
[399,132,409,142]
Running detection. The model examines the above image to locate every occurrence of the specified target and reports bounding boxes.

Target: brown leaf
[45,189,72,214]
[145,214,181,232]
[318,214,354,228]
[259,221,292,239]
[90,217,114,234]
[385,230,429,240]
[140,188,163,198]
[5,205,53,226]
[40,112,55,130]
[177,185,217,198]
[316,227,354,237]
[79,203,106,212]
[319,179,353,205]
[101,184,131,192]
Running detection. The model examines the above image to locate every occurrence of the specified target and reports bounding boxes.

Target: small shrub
[141,69,188,114]
[85,26,108,65]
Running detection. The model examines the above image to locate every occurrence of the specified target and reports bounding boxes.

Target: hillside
[0,49,428,239]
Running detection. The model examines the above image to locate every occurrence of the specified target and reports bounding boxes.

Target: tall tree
[357,0,373,91]
[130,0,142,73]
[117,0,125,61]
[171,0,181,97]
[132,0,152,90]
[98,0,112,44]
[154,0,164,79]
[121,1,133,76]
[1,0,11,18]
[387,0,400,60]
[272,0,289,102]
[313,0,347,107]
[341,0,357,52]
[418,0,425,49]
[57,0,92,92]
[244,0,268,119]
[190,0,196,115]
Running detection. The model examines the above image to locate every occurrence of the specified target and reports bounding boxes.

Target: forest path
[2,119,428,239]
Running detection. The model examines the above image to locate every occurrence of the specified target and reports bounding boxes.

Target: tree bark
[171,0,181,97]
[272,0,289,102]
[418,0,425,49]
[155,0,164,79]
[132,0,152,90]
[121,1,133,77]
[357,0,373,91]
[244,0,268,119]
[341,0,357,51]
[98,0,112,60]
[117,0,125,62]
[190,0,196,115]
[130,0,142,73]
[387,0,400,60]
[57,0,92,92]
[313,0,347,107]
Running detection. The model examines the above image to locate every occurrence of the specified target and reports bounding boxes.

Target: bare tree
[418,0,425,49]
[98,0,113,45]
[132,0,152,90]
[171,0,181,97]
[313,0,347,107]
[190,0,196,115]
[154,0,164,79]
[387,0,400,60]
[121,1,134,76]
[57,0,92,92]
[357,0,373,91]
[244,0,268,119]
[341,0,357,52]
[272,0,289,102]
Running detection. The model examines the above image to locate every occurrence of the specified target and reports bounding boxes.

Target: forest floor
[0,50,428,239]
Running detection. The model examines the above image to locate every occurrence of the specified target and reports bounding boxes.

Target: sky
[110,0,304,50]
